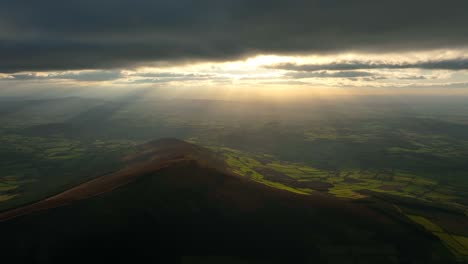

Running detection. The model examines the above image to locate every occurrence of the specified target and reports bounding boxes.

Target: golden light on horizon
[2,49,468,98]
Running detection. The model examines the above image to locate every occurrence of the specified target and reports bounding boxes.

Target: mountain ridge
[0,138,457,263]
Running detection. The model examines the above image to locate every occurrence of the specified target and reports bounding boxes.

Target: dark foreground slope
[0,139,456,264]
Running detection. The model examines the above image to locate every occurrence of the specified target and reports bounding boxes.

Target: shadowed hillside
[0,139,457,263]
[0,138,225,221]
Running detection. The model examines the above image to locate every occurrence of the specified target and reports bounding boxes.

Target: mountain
[0,139,456,263]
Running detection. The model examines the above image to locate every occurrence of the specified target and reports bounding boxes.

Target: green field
[213,146,467,209]
[0,134,137,211]
[407,214,468,261]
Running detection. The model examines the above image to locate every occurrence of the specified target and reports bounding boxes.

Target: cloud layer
[269,58,468,72]
[1,0,467,72]
[10,71,122,82]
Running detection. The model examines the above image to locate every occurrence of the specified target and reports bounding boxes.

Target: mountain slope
[0,138,224,221]
[0,139,456,263]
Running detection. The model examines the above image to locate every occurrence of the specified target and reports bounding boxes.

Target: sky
[1,0,467,98]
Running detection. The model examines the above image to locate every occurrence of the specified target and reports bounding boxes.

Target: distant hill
[0,139,456,263]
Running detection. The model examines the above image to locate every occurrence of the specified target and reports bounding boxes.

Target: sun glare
[244,55,296,67]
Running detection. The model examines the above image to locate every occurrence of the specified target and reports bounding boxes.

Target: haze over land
[0,0,468,263]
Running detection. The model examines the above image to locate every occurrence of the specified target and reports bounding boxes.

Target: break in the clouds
[1,0,468,72]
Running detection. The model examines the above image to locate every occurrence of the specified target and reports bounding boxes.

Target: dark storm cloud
[1,0,467,72]
[269,58,468,72]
